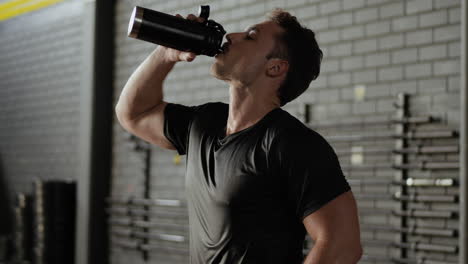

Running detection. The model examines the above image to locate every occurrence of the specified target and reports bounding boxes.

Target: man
[116,8,362,264]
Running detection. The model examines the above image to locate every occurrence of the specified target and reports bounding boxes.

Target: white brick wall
[0,1,83,201]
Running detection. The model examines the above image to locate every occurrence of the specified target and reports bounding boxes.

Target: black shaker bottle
[127,5,226,57]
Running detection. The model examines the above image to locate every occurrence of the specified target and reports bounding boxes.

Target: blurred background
[0,0,467,263]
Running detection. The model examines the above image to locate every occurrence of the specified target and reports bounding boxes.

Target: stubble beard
[210,58,231,81]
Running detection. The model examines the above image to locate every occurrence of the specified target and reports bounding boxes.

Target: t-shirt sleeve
[273,129,351,221]
[163,102,204,156]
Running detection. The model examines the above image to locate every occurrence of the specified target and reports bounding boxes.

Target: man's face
[210,20,284,85]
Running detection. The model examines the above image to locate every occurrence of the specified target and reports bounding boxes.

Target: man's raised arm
[114,14,204,149]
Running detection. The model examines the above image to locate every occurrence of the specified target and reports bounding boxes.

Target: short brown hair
[266,9,323,107]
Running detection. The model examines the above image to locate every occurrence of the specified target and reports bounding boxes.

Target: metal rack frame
[301,92,461,263]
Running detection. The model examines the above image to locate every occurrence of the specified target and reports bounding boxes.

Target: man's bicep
[121,101,176,150]
[302,190,360,243]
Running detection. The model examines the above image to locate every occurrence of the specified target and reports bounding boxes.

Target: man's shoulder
[182,101,227,120]
[272,109,322,139]
[187,102,228,130]
[191,101,227,111]
[269,110,331,150]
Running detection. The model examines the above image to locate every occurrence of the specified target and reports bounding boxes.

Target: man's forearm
[303,240,362,264]
[115,46,176,121]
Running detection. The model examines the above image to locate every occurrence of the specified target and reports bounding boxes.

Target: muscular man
[116,8,362,264]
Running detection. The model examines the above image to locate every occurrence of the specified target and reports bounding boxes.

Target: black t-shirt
[164,102,351,264]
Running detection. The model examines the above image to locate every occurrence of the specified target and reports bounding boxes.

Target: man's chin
[210,65,230,81]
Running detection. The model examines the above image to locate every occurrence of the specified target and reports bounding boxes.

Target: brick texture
[0,2,83,203]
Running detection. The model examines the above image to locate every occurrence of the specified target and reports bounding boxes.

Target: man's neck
[226,83,279,136]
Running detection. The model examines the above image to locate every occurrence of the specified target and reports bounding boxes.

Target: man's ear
[266,59,289,78]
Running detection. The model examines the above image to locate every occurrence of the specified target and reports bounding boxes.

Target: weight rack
[300,93,460,264]
[106,196,188,258]
[108,134,157,261]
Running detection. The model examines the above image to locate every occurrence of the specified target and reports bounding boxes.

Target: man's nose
[225,32,241,44]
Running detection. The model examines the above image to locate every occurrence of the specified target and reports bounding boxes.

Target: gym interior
[0,0,467,263]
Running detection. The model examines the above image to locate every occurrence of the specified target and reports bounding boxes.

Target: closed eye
[244,30,256,40]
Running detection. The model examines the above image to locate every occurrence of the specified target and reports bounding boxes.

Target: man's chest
[185,132,275,205]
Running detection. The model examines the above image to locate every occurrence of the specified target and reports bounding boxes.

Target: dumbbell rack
[10,179,78,264]
[300,93,460,264]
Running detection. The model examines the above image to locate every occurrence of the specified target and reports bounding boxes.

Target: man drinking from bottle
[116,8,362,264]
